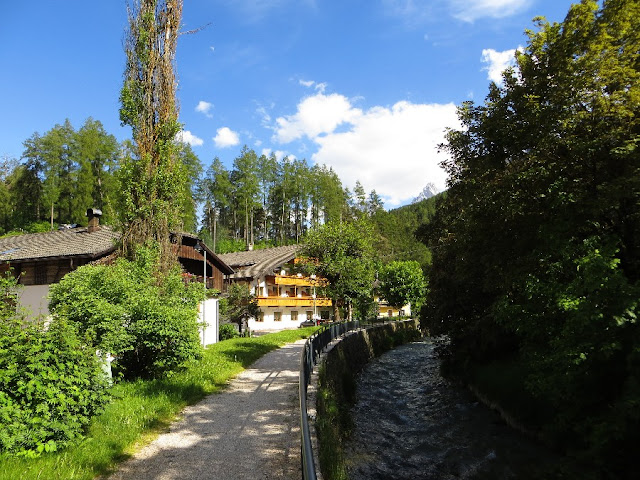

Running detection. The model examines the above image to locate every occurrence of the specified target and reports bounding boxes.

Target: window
[256,312,264,322]
[306,311,313,321]
[274,312,282,322]
[291,311,298,322]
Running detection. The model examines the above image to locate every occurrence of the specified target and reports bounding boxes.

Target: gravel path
[108,340,304,480]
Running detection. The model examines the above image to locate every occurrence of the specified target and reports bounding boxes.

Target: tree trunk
[332,299,341,322]
[212,208,217,254]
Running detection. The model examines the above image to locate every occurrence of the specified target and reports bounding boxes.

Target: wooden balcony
[257,296,332,308]
[265,274,328,287]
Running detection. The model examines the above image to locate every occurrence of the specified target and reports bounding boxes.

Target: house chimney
[87,208,102,233]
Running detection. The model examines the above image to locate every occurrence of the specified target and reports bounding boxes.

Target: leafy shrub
[49,247,204,379]
[219,323,239,341]
[0,317,109,455]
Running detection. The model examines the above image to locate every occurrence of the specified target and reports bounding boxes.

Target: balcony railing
[265,274,327,287]
[257,296,332,308]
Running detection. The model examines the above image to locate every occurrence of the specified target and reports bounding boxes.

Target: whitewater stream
[344,339,562,480]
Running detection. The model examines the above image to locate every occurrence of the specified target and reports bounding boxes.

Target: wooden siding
[8,258,92,286]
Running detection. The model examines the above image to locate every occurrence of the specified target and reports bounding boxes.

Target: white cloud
[261,148,292,161]
[176,130,204,147]
[450,0,530,22]
[213,127,240,148]
[274,93,362,143]
[381,0,433,27]
[481,47,519,84]
[256,105,272,125]
[195,100,214,118]
[273,91,460,206]
[299,79,314,88]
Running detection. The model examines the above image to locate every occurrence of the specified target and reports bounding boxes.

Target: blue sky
[1,0,576,207]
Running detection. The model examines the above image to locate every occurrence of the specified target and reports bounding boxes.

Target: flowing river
[344,339,562,480]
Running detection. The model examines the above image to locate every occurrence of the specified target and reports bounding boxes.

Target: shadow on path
[108,341,304,480]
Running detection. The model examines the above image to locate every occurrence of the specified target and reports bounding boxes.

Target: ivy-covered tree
[118,0,187,268]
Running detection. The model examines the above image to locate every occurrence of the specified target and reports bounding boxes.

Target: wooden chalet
[0,209,233,319]
[218,245,332,331]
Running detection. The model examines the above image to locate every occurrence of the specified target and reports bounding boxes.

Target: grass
[0,327,319,480]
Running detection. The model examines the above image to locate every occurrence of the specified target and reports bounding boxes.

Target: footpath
[108,340,305,480]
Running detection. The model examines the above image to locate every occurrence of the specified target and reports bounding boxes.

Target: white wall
[199,298,219,346]
[248,307,330,331]
[18,284,50,322]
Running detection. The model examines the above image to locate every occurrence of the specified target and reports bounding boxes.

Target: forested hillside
[371,194,440,271]
[422,0,639,476]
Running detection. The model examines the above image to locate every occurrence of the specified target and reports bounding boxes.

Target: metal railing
[299,320,361,480]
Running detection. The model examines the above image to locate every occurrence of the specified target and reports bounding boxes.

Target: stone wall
[313,320,421,480]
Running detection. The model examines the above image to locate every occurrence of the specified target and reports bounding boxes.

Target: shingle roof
[218,245,300,280]
[0,226,120,262]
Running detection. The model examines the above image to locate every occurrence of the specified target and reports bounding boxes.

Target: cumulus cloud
[481,48,519,84]
[450,0,530,22]
[273,92,460,206]
[213,127,240,148]
[195,100,214,118]
[274,93,362,143]
[176,130,204,147]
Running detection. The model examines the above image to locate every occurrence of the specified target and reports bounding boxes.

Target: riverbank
[456,357,606,479]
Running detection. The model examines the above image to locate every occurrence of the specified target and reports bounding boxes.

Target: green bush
[0,317,109,455]
[49,248,204,379]
[219,323,239,341]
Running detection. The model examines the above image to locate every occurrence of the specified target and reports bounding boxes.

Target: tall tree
[118,0,186,268]
[201,157,232,252]
[74,118,120,223]
[300,220,376,321]
[176,142,203,232]
[0,156,17,234]
[424,0,640,473]
[257,153,278,241]
[231,146,260,246]
[40,120,75,227]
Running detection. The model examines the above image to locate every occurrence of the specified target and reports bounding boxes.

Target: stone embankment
[310,320,421,479]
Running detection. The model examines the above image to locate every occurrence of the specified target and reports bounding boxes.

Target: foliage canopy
[423,0,640,473]
[378,260,427,311]
[300,220,377,321]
